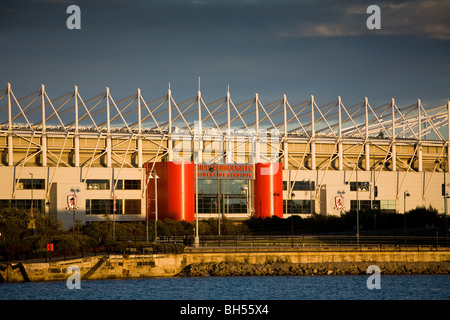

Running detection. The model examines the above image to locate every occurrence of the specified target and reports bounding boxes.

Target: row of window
[283,200,314,214]
[283,181,371,192]
[85,179,141,190]
[283,181,315,191]
[16,179,46,190]
[11,178,373,192]
[0,199,141,215]
[0,200,45,212]
[86,199,141,215]
[197,194,247,214]
[13,179,142,191]
[197,179,249,195]
[349,182,371,192]
[350,200,396,212]
[0,199,399,216]
[12,178,447,196]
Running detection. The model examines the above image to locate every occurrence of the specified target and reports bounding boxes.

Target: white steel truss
[0,83,448,177]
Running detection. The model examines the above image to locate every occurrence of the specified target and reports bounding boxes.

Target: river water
[1,275,449,300]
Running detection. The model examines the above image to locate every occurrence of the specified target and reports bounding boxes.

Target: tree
[0,207,29,241]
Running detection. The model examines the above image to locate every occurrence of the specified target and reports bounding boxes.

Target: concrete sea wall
[1,249,449,283]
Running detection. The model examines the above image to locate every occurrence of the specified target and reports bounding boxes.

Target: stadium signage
[197,164,254,179]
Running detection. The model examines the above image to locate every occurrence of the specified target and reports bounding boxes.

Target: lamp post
[442,165,449,237]
[153,170,159,243]
[29,173,36,235]
[70,187,80,246]
[146,170,159,243]
[404,190,410,243]
[145,172,150,243]
[195,164,199,247]
[289,192,295,248]
[242,186,249,216]
[88,184,92,221]
[209,165,221,243]
[443,179,450,237]
[356,167,359,247]
[348,162,359,246]
[445,191,449,237]
[87,184,97,224]
[273,192,280,217]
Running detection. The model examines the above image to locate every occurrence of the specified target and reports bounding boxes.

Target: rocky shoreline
[177,261,450,277]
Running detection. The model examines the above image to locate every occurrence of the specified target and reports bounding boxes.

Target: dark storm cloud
[278,0,450,40]
[2,1,448,40]
[0,0,448,107]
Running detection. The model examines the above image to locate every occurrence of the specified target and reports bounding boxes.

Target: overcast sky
[1,0,449,109]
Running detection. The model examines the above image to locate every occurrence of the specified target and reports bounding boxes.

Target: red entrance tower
[254,162,283,219]
[145,161,195,222]
[146,161,283,222]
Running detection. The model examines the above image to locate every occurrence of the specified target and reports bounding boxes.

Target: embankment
[177,261,450,277]
[1,249,449,283]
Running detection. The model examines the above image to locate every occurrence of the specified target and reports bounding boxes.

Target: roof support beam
[391,98,396,171]
[338,96,343,171]
[310,95,316,170]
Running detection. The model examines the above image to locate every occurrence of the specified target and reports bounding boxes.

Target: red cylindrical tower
[146,161,195,222]
[254,162,283,219]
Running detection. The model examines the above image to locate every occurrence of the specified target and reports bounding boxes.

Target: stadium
[0,83,448,230]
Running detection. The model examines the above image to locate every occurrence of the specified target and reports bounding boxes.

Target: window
[222,180,248,195]
[197,195,217,214]
[0,199,45,212]
[197,194,247,214]
[380,200,396,212]
[283,200,314,214]
[283,181,315,191]
[85,179,110,190]
[350,181,370,191]
[115,180,141,190]
[223,195,247,214]
[16,179,46,190]
[350,200,372,210]
[86,199,123,215]
[350,200,396,213]
[198,179,248,195]
[124,180,141,190]
[292,181,315,191]
[196,179,249,214]
[124,199,141,215]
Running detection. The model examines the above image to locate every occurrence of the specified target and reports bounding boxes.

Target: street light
[209,165,221,242]
[29,173,36,235]
[273,192,280,216]
[289,192,295,248]
[87,184,98,223]
[348,161,360,246]
[195,164,199,247]
[404,190,410,241]
[70,187,80,246]
[146,170,159,243]
[152,170,159,243]
[242,186,249,216]
[443,181,450,237]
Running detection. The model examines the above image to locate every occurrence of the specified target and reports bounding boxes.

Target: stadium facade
[0,83,448,229]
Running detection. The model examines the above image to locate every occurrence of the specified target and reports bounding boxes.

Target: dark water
[1,275,449,300]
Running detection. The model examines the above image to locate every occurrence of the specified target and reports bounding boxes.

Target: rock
[176,261,450,277]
